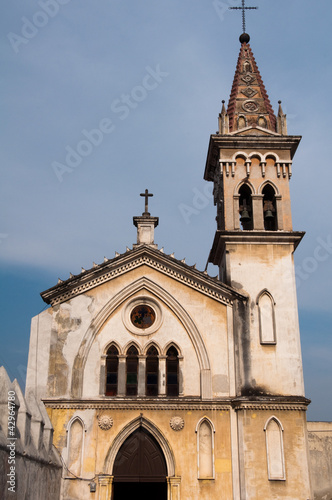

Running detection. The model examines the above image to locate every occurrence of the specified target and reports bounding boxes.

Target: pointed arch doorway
[112,427,167,499]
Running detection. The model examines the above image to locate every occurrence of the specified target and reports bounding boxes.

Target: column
[275,195,283,230]
[158,355,166,396]
[98,475,113,500]
[138,355,146,396]
[233,195,240,230]
[178,356,184,397]
[167,476,181,500]
[118,355,126,396]
[252,194,264,230]
[99,355,106,395]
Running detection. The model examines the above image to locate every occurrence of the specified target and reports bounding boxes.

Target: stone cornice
[43,396,310,412]
[204,134,301,181]
[231,395,310,412]
[209,230,305,266]
[41,246,246,306]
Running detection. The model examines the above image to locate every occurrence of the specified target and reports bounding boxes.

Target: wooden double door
[113,427,167,499]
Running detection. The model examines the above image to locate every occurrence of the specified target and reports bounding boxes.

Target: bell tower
[204,33,306,397]
[204,33,312,499]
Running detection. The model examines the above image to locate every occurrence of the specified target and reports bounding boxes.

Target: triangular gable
[41,245,245,307]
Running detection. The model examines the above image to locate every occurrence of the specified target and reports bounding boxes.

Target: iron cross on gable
[140,189,153,215]
[229,0,258,33]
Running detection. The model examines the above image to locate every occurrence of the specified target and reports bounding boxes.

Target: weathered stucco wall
[307,421,332,500]
[0,367,62,500]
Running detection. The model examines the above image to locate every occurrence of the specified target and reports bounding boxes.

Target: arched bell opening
[239,184,253,230]
[262,184,277,230]
[112,427,167,499]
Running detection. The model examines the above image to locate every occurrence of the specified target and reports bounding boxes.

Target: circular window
[130,305,156,329]
[123,298,163,336]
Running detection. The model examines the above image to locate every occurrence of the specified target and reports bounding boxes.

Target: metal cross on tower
[140,189,153,215]
[229,0,258,34]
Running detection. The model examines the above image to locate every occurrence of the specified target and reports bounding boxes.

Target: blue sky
[1,0,331,420]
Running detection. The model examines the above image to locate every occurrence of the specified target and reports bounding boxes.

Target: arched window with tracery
[146,346,159,396]
[105,345,119,396]
[262,184,277,230]
[166,346,179,396]
[239,184,253,230]
[126,345,139,396]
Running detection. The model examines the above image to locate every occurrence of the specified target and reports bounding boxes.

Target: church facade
[25,33,313,499]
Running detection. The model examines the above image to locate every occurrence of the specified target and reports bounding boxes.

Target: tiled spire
[227,36,277,133]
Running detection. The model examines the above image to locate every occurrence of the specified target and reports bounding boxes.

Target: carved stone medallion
[98,415,113,431]
[170,416,185,431]
[242,100,259,113]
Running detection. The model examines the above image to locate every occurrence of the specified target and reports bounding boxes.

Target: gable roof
[41,245,246,307]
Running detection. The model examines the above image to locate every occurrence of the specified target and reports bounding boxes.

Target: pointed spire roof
[227,35,277,133]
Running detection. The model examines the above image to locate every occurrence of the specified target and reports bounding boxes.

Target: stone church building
[25,33,316,499]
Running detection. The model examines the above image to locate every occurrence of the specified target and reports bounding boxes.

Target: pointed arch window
[146,346,159,396]
[166,346,179,397]
[105,345,119,396]
[257,290,276,344]
[239,184,253,230]
[196,418,215,479]
[126,346,138,396]
[264,417,286,480]
[262,184,277,230]
[67,417,85,477]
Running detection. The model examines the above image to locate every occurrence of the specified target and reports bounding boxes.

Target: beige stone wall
[47,406,234,500]
[307,421,332,500]
[228,242,304,397]
[238,409,311,500]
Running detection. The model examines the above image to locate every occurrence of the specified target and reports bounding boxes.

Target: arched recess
[195,417,216,479]
[232,152,249,162]
[66,416,86,477]
[71,277,211,399]
[264,416,286,480]
[104,415,176,477]
[256,289,276,344]
[248,152,263,162]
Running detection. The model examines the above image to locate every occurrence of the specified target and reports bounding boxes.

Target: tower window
[239,184,253,230]
[105,345,119,396]
[262,184,277,230]
[126,346,138,396]
[146,346,159,396]
[166,346,179,397]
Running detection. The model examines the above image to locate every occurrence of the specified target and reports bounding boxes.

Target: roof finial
[229,0,258,40]
[140,188,153,216]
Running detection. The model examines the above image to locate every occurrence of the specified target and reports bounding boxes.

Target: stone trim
[41,247,242,307]
[103,415,176,477]
[43,397,309,412]
[44,400,233,411]
[233,403,309,412]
